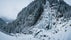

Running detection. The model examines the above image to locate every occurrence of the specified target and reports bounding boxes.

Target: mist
[0,0,34,20]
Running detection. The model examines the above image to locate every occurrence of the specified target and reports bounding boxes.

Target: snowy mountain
[0,0,71,40]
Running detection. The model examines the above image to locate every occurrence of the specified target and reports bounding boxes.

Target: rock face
[0,0,71,35]
[0,18,6,26]
[0,18,6,33]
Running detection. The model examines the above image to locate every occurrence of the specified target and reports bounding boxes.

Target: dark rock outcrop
[0,18,6,25]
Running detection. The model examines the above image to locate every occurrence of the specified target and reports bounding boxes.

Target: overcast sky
[0,0,71,20]
[0,0,34,20]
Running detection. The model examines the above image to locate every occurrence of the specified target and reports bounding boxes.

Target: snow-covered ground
[0,32,40,40]
[0,21,71,40]
[31,20,71,40]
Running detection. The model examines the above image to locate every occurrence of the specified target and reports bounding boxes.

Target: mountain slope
[0,0,71,40]
[1,0,46,34]
[0,18,6,25]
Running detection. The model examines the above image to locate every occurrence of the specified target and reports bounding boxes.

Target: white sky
[0,0,34,20]
[0,0,71,20]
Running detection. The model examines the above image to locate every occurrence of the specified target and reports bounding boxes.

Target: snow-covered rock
[0,0,71,40]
